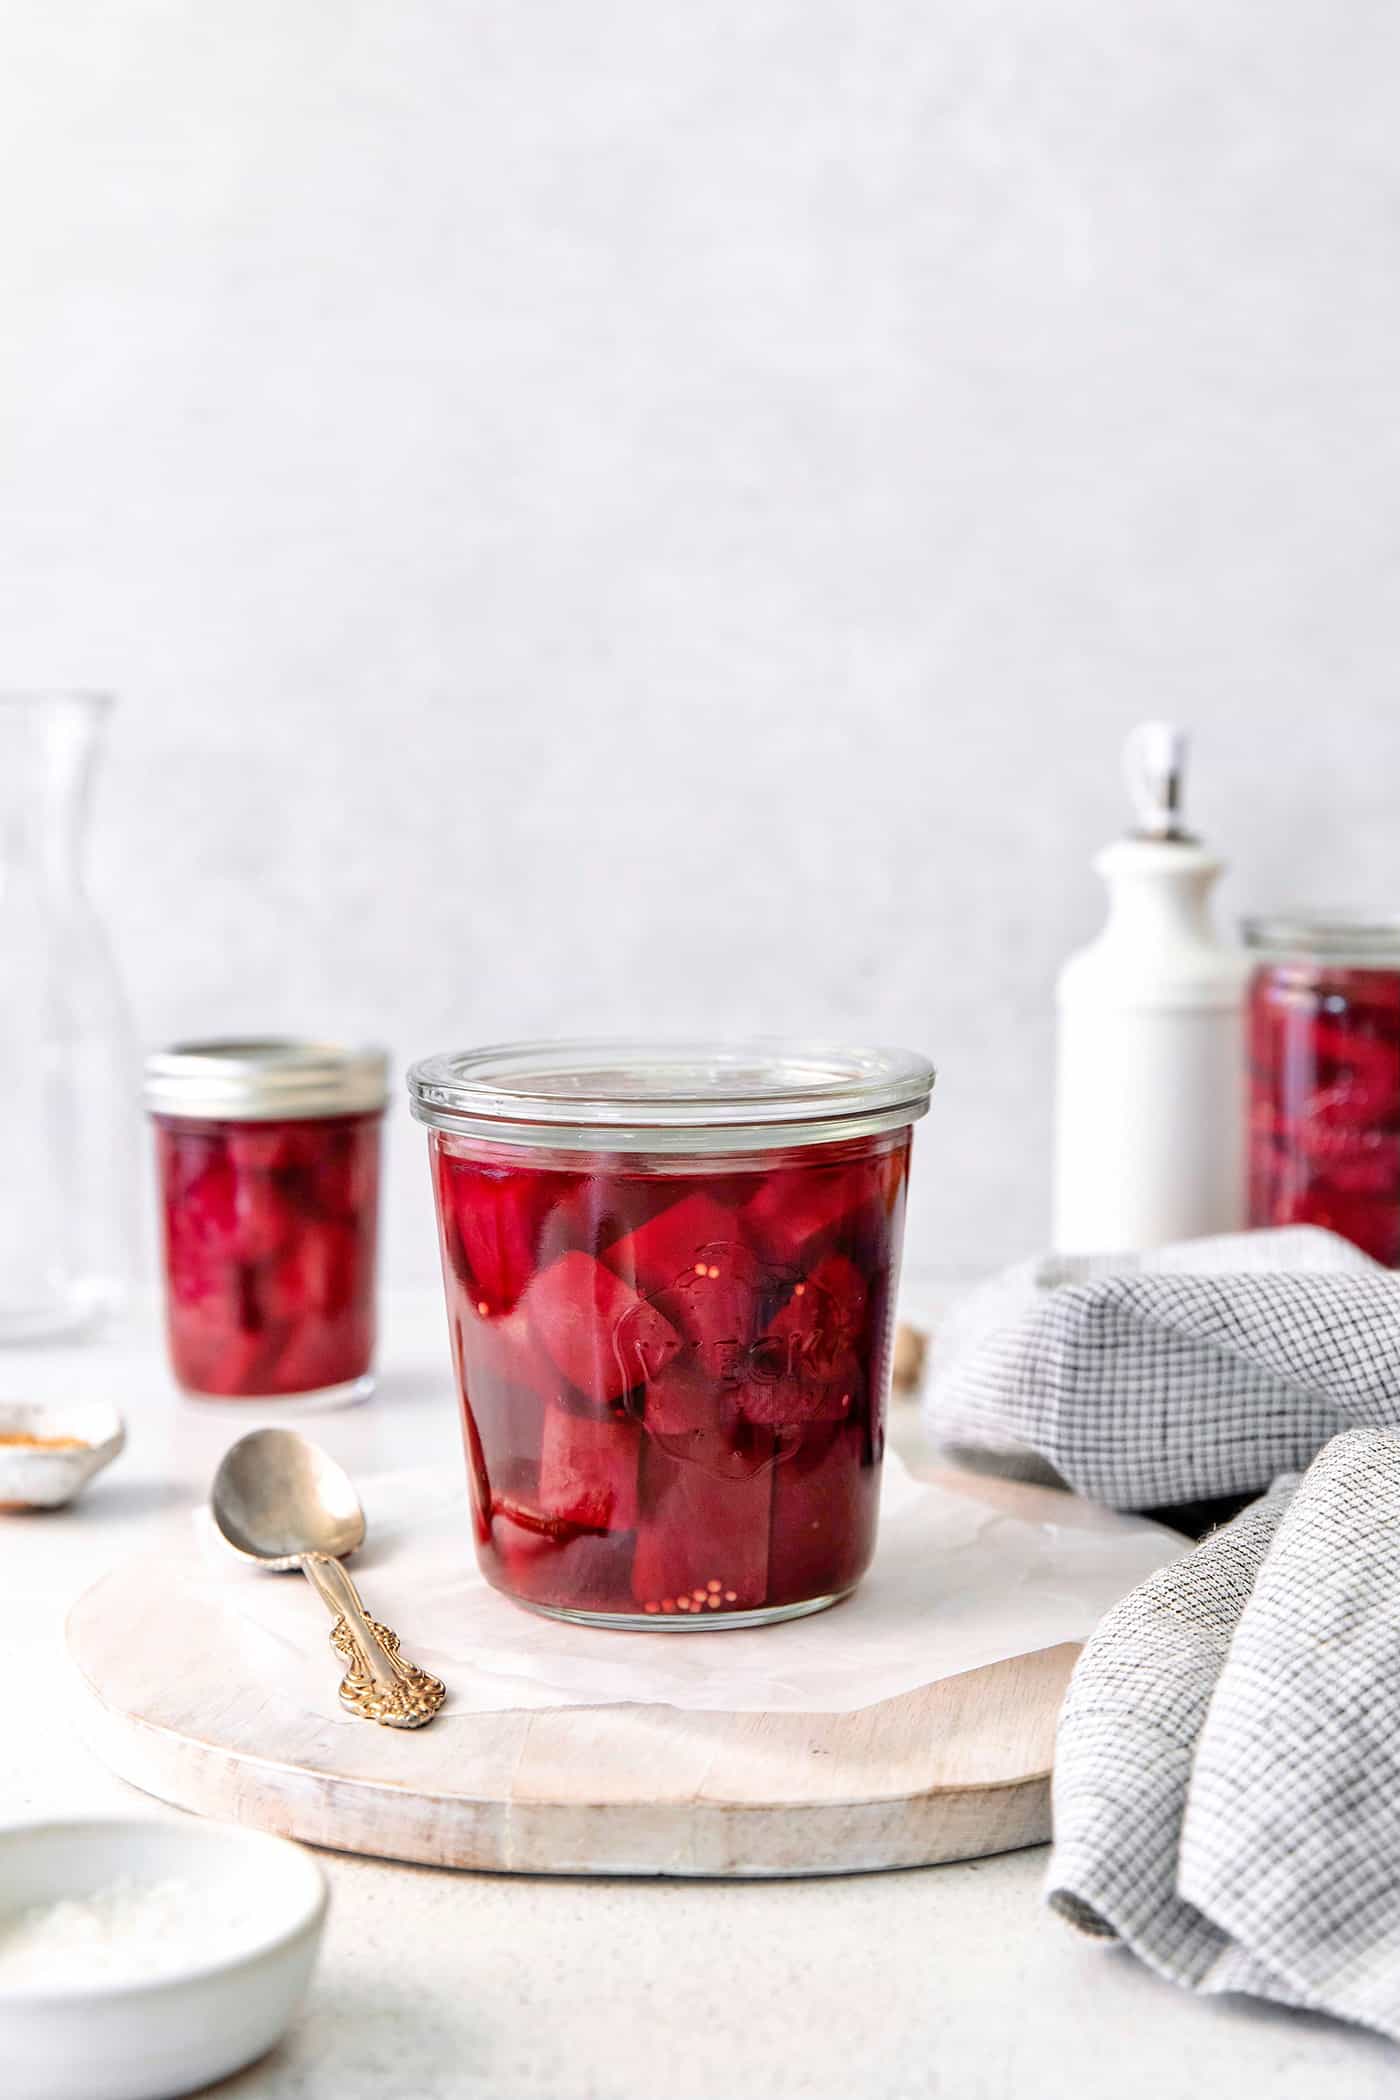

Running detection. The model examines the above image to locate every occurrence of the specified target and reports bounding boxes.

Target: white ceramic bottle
[1052,723,1247,1253]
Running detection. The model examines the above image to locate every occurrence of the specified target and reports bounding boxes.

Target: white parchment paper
[191,1455,1183,1718]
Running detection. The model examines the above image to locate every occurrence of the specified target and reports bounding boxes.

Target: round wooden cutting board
[65,1470,1092,1880]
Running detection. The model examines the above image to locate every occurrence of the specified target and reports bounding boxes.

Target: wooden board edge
[71,1684,1053,1879]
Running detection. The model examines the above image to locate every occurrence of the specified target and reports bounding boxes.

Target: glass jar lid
[407,1037,935,1153]
[1243,913,1400,966]
[144,1038,389,1121]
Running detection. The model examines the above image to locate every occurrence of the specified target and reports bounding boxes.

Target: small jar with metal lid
[144,1039,388,1402]
[1245,915,1400,1264]
[407,1037,934,1629]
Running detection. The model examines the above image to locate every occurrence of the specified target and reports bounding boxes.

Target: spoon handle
[300,1552,446,1729]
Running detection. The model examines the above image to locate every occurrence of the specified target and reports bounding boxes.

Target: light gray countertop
[4,1286,1394,2099]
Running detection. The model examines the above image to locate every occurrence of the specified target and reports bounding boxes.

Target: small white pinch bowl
[0,1817,328,2100]
[0,1402,124,1510]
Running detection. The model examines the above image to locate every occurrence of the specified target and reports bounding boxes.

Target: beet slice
[631,1427,773,1611]
[527,1250,682,1408]
[538,1406,641,1532]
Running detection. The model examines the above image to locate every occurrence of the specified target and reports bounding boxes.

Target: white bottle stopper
[1122,721,1191,840]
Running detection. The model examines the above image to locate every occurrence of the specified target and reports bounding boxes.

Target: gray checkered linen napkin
[924,1225,1388,1506]
[923,1228,1400,2039]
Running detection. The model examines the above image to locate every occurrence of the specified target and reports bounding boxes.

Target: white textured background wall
[4,3,1400,1284]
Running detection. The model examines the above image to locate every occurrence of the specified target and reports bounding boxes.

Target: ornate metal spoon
[211,1427,445,1729]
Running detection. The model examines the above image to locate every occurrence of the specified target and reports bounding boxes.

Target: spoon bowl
[212,1427,365,1569]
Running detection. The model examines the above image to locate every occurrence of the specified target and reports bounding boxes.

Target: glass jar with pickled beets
[145,1039,388,1402]
[408,1040,934,1629]
[1245,916,1400,1264]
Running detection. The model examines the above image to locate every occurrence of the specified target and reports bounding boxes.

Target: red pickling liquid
[154,1112,382,1396]
[1247,963,1400,1264]
[429,1129,910,1618]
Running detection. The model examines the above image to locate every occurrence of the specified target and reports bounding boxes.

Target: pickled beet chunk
[256,1219,361,1325]
[741,1157,885,1265]
[273,1311,373,1397]
[637,1359,730,1435]
[643,1369,713,1436]
[643,1238,774,1357]
[163,1135,292,1270]
[436,1155,573,1316]
[738,1255,869,1426]
[490,1522,637,1611]
[451,1298,550,1540]
[305,1119,380,1223]
[552,1173,708,1261]
[460,1298,575,1417]
[603,1192,745,1296]
[232,1177,301,1261]
[767,1416,877,1607]
[170,1143,237,1249]
[167,1316,276,1399]
[631,1427,773,1613]
[527,1249,682,1407]
[1305,1028,1400,1119]
[738,1349,861,1427]
[771,1253,869,1348]
[223,1125,313,1173]
[537,1406,641,1532]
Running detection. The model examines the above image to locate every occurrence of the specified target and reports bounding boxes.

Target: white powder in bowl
[0,1876,270,1989]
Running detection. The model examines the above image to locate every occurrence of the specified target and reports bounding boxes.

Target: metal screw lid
[144,1038,390,1121]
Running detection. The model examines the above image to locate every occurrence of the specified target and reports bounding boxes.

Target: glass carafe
[0,693,139,1338]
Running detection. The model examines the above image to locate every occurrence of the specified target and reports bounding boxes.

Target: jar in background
[145,1040,388,1402]
[1245,917,1400,1264]
[408,1039,934,1629]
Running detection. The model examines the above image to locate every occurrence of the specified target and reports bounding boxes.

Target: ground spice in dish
[0,1432,90,1451]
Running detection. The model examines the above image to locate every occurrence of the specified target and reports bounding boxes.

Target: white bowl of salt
[0,1816,327,2100]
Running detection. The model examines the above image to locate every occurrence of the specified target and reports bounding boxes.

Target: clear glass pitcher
[0,693,139,1338]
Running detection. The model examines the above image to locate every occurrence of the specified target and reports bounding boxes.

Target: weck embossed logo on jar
[611,1239,866,1472]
